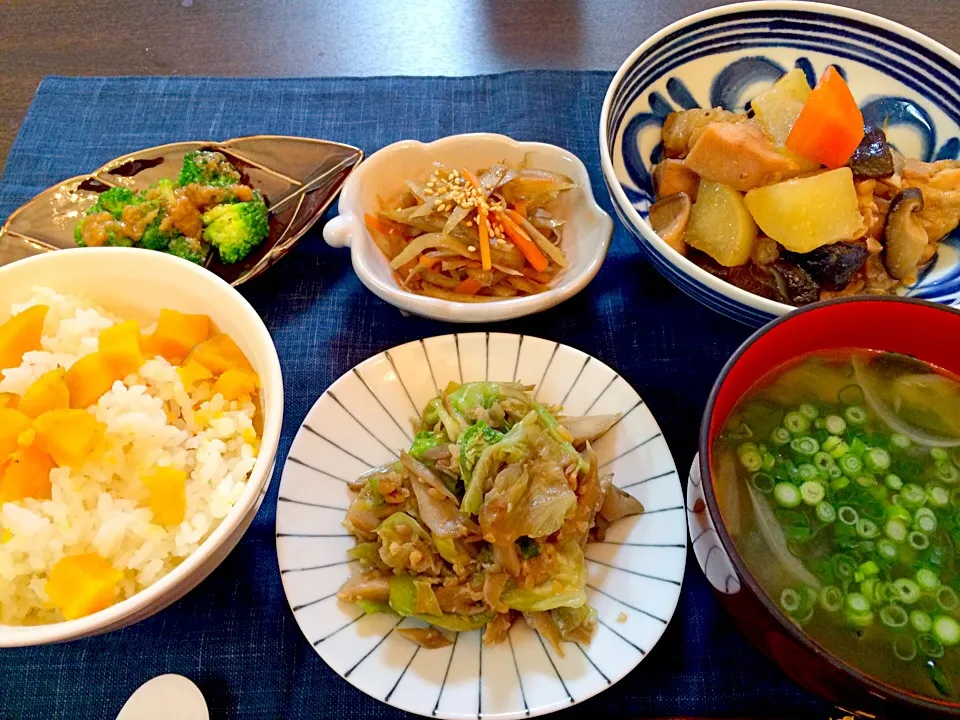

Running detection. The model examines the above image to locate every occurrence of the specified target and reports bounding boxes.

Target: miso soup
[713,349,960,702]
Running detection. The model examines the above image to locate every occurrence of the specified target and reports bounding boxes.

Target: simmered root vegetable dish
[365,162,574,301]
[0,288,261,624]
[338,382,644,652]
[652,67,960,305]
[714,350,960,700]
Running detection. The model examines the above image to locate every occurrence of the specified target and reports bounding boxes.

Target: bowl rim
[330,132,613,323]
[698,294,960,713]
[598,0,960,320]
[0,248,284,645]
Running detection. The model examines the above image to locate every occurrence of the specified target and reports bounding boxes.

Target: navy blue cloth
[0,74,832,719]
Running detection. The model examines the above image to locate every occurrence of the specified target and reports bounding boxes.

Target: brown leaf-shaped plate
[0,135,364,285]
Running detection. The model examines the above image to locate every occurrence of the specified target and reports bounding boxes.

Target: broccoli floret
[74,223,85,247]
[87,187,137,219]
[201,192,269,264]
[178,151,242,187]
[167,235,210,265]
[139,219,174,252]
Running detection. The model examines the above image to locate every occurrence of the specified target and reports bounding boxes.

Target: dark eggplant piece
[770,262,820,305]
[847,125,894,180]
[781,243,869,291]
[884,188,928,280]
[691,250,788,303]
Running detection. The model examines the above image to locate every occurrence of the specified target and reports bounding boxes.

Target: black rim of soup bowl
[698,295,960,716]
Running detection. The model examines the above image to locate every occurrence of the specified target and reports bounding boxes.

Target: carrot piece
[418,255,439,269]
[461,169,492,271]
[785,66,864,169]
[497,211,548,272]
[453,278,482,295]
[520,267,553,284]
[364,213,385,235]
[513,200,527,218]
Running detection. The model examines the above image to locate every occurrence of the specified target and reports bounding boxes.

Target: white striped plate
[275,334,686,719]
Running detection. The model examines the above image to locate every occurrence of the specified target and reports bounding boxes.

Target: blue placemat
[0,73,832,720]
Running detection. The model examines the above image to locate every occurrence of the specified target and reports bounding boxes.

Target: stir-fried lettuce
[337,381,645,651]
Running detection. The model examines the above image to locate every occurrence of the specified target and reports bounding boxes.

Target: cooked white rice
[0,286,259,625]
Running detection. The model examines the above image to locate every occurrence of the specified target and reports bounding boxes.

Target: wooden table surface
[1,0,958,172]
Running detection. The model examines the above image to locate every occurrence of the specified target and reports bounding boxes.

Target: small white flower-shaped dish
[323,134,613,322]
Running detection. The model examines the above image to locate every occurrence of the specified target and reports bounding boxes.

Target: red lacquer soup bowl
[699,297,960,718]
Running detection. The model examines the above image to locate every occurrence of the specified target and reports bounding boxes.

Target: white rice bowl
[0,286,260,625]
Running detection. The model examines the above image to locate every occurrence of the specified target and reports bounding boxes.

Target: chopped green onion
[893,635,917,661]
[844,592,874,626]
[936,462,959,484]
[855,474,878,488]
[812,451,835,472]
[750,472,775,494]
[780,588,801,614]
[885,518,908,543]
[864,448,891,473]
[827,466,844,481]
[770,427,791,447]
[830,441,851,459]
[838,384,864,405]
[937,586,959,612]
[880,604,908,628]
[918,633,945,658]
[890,433,912,451]
[835,555,856,580]
[917,568,940,591]
[773,482,801,509]
[900,483,927,508]
[844,405,868,426]
[761,453,776,471]
[914,507,938,534]
[838,454,863,478]
[885,474,903,491]
[877,539,898,562]
[909,531,931,551]
[798,403,819,421]
[858,560,880,579]
[934,616,960,647]
[920,594,939,614]
[860,577,880,601]
[886,504,912,524]
[838,506,859,526]
[818,585,842,612]
[951,488,960,507]
[739,447,763,472]
[824,415,847,435]
[911,609,933,633]
[822,436,842,453]
[790,437,819,457]
[894,578,922,604]
[927,485,950,507]
[800,480,825,506]
[849,437,868,457]
[856,518,879,539]
[815,501,837,524]
[931,448,950,462]
[783,412,810,435]
[797,464,819,483]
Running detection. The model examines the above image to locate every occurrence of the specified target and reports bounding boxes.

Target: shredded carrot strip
[454,278,482,295]
[419,255,439,269]
[496,211,548,273]
[364,213,385,235]
[462,169,492,271]
[513,200,527,218]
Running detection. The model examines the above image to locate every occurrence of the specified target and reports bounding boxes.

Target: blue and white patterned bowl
[599,1,960,326]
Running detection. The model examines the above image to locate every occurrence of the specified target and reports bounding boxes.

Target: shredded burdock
[337,381,645,653]
[364,161,575,301]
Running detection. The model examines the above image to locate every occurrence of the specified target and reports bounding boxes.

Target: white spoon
[116,674,209,720]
